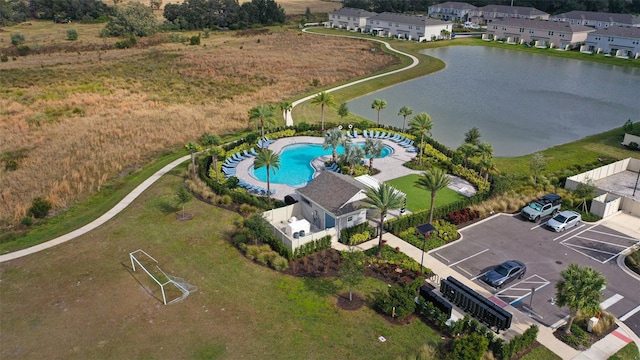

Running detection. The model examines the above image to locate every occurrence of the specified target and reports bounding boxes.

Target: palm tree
[479,157,495,181]
[279,101,292,123]
[323,128,346,164]
[311,91,335,131]
[184,142,202,174]
[398,106,413,132]
[478,142,493,160]
[416,168,451,224]
[207,146,224,181]
[409,112,434,166]
[371,98,387,126]
[555,263,606,334]
[363,138,384,174]
[361,182,404,256]
[457,143,478,168]
[340,144,365,175]
[254,149,280,206]
[249,104,276,138]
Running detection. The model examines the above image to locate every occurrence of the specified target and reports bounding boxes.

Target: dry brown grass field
[0,23,395,226]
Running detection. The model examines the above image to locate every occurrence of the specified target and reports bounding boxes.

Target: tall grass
[0,28,396,225]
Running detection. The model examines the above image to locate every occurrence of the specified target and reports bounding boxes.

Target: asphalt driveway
[430,214,640,335]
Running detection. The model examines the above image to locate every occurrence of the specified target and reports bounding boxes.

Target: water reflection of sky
[347,46,640,157]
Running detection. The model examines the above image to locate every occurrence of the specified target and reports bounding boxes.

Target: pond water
[347,46,640,157]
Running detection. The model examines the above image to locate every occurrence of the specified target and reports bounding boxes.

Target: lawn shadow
[158,198,180,215]
[121,262,165,305]
[301,277,340,299]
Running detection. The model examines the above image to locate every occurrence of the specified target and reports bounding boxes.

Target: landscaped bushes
[292,235,331,259]
[499,325,538,359]
[240,214,292,260]
[371,278,422,320]
[396,220,458,252]
[339,222,378,244]
[445,208,480,225]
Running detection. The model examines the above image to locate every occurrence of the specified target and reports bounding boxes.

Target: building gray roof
[481,5,548,17]
[370,12,453,26]
[553,11,640,26]
[430,1,478,11]
[331,7,377,18]
[491,18,595,33]
[296,171,366,216]
[590,26,640,39]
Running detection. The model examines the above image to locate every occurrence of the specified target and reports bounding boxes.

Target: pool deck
[234,135,476,200]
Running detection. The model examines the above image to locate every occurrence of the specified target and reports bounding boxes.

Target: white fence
[262,204,337,252]
[565,158,640,218]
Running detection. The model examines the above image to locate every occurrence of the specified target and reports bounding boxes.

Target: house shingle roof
[296,171,366,216]
[331,7,377,18]
[590,26,640,38]
[430,1,478,11]
[481,5,548,17]
[553,11,640,26]
[369,12,452,26]
[491,18,595,33]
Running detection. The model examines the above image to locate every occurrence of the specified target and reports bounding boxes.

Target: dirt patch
[176,213,194,221]
[336,292,365,311]
[285,248,342,277]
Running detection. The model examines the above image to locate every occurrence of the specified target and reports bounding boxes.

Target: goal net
[129,249,197,305]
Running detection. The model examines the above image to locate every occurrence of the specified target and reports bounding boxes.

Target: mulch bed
[335,292,365,311]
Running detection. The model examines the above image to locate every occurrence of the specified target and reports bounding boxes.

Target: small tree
[339,249,365,302]
[409,112,434,166]
[175,184,192,219]
[279,101,292,123]
[361,182,404,256]
[574,179,596,212]
[337,102,349,122]
[622,118,633,133]
[464,127,481,145]
[529,152,546,184]
[101,2,158,37]
[11,33,25,46]
[311,92,335,131]
[448,332,488,360]
[28,197,52,219]
[66,28,78,41]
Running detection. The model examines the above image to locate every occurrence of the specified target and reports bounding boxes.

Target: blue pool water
[252,142,393,187]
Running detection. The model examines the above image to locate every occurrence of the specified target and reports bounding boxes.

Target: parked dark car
[483,260,526,289]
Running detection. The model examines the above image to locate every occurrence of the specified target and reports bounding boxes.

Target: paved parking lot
[429,214,640,334]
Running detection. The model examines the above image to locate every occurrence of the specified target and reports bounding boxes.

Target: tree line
[342,0,640,15]
[0,0,286,30]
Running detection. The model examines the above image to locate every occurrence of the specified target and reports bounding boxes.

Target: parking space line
[603,247,634,264]
[601,294,624,310]
[448,249,489,267]
[554,223,594,242]
[561,243,609,264]
[455,266,472,276]
[573,235,633,248]
[563,243,618,256]
[433,252,450,263]
[471,271,489,281]
[530,222,547,230]
[588,229,638,241]
[494,275,551,305]
[620,304,640,321]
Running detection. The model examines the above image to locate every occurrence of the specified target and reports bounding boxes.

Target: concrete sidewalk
[332,228,638,360]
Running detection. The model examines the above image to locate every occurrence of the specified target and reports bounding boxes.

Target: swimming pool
[251,142,393,187]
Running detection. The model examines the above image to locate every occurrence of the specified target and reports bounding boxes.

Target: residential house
[472,5,549,23]
[486,18,594,49]
[366,12,453,41]
[328,7,377,32]
[551,11,640,29]
[427,1,478,23]
[584,26,640,58]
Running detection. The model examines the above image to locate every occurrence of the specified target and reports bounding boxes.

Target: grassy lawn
[494,122,640,178]
[0,165,444,359]
[520,344,562,360]
[609,343,640,360]
[386,174,467,212]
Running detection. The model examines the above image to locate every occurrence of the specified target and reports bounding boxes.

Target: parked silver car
[546,211,582,232]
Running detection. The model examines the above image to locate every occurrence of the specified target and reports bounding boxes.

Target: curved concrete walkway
[286,29,420,126]
[0,30,422,264]
[0,155,191,263]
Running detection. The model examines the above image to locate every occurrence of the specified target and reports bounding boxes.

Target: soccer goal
[129,249,196,305]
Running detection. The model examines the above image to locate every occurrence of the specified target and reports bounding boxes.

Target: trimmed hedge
[339,222,378,244]
[292,235,331,259]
